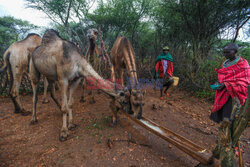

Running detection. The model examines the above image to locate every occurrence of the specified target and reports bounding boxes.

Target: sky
[0,0,249,42]
[0,0,51,27]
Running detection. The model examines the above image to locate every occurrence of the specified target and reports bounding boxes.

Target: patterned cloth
[211,57,250,113]
[163,60,168,74]
[155,53,173,78]
[223,56,240,68]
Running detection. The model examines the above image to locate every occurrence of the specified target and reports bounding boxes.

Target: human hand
[217,83,225,90]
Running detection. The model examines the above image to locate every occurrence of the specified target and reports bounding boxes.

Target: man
[155,46,174,100]
[210,43,250,123]
[209,43,250,165]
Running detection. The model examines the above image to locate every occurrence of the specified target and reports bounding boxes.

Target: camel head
[87,28,98,42]
[130,89,145,119]
[118,88,145,119]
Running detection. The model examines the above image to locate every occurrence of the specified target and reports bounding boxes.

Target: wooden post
[232,86,250,146]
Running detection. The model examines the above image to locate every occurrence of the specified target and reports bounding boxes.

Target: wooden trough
[120,110,213,164]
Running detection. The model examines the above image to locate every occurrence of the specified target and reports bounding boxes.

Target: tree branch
[233,16,250,42]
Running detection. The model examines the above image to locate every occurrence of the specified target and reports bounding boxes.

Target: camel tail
[0,49,10,73]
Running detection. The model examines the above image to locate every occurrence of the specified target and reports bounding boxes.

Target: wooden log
[232,86,250,146]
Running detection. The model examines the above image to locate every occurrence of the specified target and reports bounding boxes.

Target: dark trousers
[160,75,174,97]
[210,97,233,123]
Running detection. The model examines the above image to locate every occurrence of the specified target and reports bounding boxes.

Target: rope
[98,28,113,67]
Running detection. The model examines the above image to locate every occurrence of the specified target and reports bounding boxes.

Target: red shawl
[155,60,173,78]
[212,58,250,113]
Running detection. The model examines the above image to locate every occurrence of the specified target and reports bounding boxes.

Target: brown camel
[29,29,139,141]
[110,36,145,118]
[86,28,101,69]
[80,28,101,103]
[0,33,49,115]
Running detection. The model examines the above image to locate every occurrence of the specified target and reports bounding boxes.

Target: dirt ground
[0,87,249,167]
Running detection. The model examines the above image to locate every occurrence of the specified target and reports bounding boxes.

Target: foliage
[0,16,37,57]
[19,0,250,100]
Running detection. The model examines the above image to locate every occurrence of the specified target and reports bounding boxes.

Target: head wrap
[162,46,169,50]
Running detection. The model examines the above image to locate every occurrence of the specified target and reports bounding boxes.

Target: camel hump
[42,29,62,44]
[17,33,40,43]
[26,33,40,38]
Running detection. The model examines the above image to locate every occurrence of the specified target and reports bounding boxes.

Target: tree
[0,16,37,57]
[87,0,153,44]
[152,0,250,90]
[25,0,93,40]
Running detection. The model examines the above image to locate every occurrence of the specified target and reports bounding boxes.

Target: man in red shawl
[209,43,250,164]
[154,46,174,100]
[210,43,250,123]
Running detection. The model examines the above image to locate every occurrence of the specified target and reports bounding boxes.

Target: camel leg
[117,70,124,89]
[110,98,118,125]
[59,80,69,141]
[120,70,124,87]
[30,81,39,124]
[10,71,30,116]
[8,69,21,114]
[111,66,115,83]
[42,77,49,104]
[29,59,40,124]
[49,82,61,110]
[67,78,81,130]
[89,93,95,104]
[79,78,85,103]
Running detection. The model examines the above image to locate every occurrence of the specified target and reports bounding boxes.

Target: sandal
[234,147,244,157]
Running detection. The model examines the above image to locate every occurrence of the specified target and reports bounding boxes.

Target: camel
[110,36,145,118]
[80,28,101,103]
[29,29,142,141]
[0,33,49,115]
[85,28,101,68]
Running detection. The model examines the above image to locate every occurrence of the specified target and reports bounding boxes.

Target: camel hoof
[79,97,85,103]
[21,111,31,116]
[133,113,142,120]
[126,109,133,115]
[137,112,142,119]
[14,109,21,114]
[59,136,68,142]
[42,98,49,104]
[59,131,69,142]
[30,119,38,125]
[112,120,117,126]
[68,124,77,131]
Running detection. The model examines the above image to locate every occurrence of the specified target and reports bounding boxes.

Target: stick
[98,28,113,67]
[238,141,243,167]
